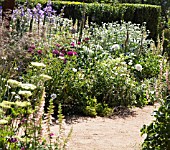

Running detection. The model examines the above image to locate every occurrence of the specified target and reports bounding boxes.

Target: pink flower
[85,37,89,41]
[30,45,36,49]
[37,50,42,55]
[28,48,33,53]
[61,49,66,54]
[49,133,54,137]
[71,42,75,47]
[67,51,77,56]
[77,41,81,45]
[52,50,59,55]
[56,44,61,47]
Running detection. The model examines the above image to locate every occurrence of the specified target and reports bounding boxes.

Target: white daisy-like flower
[135,64,143,72]
[7,79,22,88]
[18,90,32,98]
[51,93,57,100]
[21,83,36,90]
[31,62,46,67]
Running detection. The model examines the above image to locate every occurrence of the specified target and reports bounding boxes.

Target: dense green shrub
[141,95,170,149]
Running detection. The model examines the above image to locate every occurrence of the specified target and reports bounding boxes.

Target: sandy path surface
[51,104,159,150]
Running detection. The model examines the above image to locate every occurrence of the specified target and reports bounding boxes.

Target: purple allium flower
[56,44,61,47]
[28,48,33,53]
[37,50,42,55]
[67,51,77,56]
[52,50,59,55]
[77,41,81,45]
[61,49,66,54]
[49,133,54,137]
[71,42,75,47]
[84,37,89,41]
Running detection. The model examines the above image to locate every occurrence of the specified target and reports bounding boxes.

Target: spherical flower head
[18,90,32,98]
[135,64,143,72]
[28,48,34,53]
[52,50,59,55]
[111,44,120,51]
[21,83,36,90]
[56,44,61,47]
[40,74,52,81]
[67,51,77,56]
[71,42,75,47]
[37,50,42,55]
[7,79,22,88]
[61,49,66,54]
[84,37,89,41]
[49,133,54,137]
[77,41,81,45]
[31,62,46,68]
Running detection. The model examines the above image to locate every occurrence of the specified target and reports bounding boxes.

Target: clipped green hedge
[53,1,161,41]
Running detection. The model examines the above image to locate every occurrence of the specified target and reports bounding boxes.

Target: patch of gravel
[51,104,159,150]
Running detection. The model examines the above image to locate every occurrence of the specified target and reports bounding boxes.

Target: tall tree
[2,0,15,28]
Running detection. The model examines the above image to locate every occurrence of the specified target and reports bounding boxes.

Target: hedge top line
[1,0,160,8]
[51,1,161,8]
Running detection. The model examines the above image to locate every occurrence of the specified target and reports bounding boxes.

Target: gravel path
[51,104,159,150]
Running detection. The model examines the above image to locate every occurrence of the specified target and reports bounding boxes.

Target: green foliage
[141,95,170,150]
[163,28,170,57]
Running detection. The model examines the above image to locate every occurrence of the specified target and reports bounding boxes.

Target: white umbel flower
[40,74,52,81]
[18,90,32,98]
[21,83,36,90]
[7,79,22,88]
[31,62,46,67]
